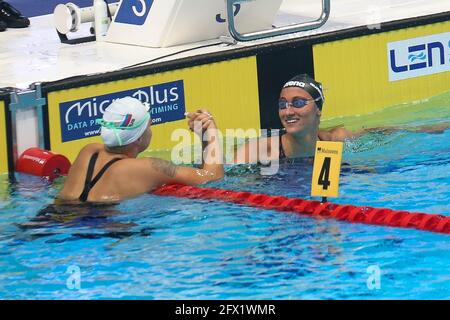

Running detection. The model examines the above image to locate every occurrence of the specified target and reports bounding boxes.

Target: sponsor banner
[59,80,185,143]
[388,31,450,81]
[47,57,260,162]
[0,100,8,174]
[313,21,450,119]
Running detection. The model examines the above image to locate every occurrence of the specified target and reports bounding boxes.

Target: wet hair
[282,74,325,110]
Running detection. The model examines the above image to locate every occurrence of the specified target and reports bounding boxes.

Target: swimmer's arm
[199,127,225,178]
[409,122,450,134]
[328,127,358,141]
[148,158,224,187]
[357,122,450,135]
[186,109,225,178]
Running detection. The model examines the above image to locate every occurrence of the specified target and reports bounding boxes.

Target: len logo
[390,42,446,73]
[388,32,450,81]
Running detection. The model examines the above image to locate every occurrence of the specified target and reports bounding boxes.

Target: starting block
[106,0,282,47]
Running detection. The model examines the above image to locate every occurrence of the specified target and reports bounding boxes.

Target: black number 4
[318,157,331,190]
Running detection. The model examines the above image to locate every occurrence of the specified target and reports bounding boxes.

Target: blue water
[0,127,449,299]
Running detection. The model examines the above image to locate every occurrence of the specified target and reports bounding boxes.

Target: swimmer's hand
[186,109,217,135]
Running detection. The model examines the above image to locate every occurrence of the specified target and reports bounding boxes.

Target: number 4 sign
[311,141,344,198]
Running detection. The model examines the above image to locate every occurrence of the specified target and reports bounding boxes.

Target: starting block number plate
[114,0,154,25]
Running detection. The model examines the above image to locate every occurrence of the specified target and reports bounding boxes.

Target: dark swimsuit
[279,130,287,159]
[278,132,351,170]
[278,129,321,159]
[23,153,123,227]
[78,152,122,202]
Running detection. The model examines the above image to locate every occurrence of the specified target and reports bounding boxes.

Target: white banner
[388,31,450,81]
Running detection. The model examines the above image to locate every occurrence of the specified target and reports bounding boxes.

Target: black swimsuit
[78,152,122,202]
[22,153,123,229]
[279,130,287,159]
[278,130,321,159]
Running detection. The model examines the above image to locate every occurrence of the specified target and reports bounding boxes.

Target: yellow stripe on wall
[0,100,8,174]
[48,57,260,162]
[314,21,450,120]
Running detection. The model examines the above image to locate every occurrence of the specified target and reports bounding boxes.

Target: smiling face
[278,87,321,136]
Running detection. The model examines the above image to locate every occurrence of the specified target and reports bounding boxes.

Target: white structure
[106,0,283,47]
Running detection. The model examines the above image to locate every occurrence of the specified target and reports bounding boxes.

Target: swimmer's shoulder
[78,143,104,155]
[101,157,160,190]
[319,128,354,142]
[145,157,178,176]
[70,143,104,165]
[113,157,176,177]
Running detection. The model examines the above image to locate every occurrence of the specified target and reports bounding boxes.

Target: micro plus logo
[388,32,450,81]
[59,80,185,143]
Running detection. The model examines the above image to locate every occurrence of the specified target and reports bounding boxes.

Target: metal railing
[226,0,331,42]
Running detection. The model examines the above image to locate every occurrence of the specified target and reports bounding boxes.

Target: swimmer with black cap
[235,74,353,162]
[57,97,224,204]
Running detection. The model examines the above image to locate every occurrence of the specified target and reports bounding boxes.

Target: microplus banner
[59,80,185,142]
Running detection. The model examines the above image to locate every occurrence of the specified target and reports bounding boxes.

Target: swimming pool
[0,95,449,300]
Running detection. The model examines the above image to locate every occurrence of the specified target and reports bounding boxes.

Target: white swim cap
[98,97,151,147]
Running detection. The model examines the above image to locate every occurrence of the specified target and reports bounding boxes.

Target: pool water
[0,95,449,299]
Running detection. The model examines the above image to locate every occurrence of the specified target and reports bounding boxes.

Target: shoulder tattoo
[150,158,177,178]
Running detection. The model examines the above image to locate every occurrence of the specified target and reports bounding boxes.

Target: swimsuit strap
[279,129,287,159]
[79,153,122,202]
[279,130,322,159]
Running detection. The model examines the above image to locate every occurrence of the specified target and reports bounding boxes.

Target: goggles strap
[96,113,150,130]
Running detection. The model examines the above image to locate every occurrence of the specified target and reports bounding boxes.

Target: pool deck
[0,0,449,88]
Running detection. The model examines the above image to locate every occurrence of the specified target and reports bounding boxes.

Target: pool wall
[314,19,450,120]
[46,57,261,162]
[0,93,13,175]
[0,11,449,174]
[257,12,450,129]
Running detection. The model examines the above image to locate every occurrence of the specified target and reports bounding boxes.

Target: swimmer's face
[278,87,321,136]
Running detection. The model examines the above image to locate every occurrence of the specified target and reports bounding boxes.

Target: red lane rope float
[153,184,450,235]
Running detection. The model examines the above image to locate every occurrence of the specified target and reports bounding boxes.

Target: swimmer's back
[57,143,165,203]
[57,143,222,204]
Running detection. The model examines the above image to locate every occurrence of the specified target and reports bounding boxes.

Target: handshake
[185,109,217,135]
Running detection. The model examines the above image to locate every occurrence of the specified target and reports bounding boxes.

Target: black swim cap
[282,74,325,110]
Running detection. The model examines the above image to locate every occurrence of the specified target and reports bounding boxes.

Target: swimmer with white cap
[57,97,224,204]
[235,74,354,163]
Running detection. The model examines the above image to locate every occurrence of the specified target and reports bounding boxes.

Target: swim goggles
[278,97,321,110]
[96,112,150,147]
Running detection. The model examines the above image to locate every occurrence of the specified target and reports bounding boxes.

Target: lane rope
[153,184,450,235]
